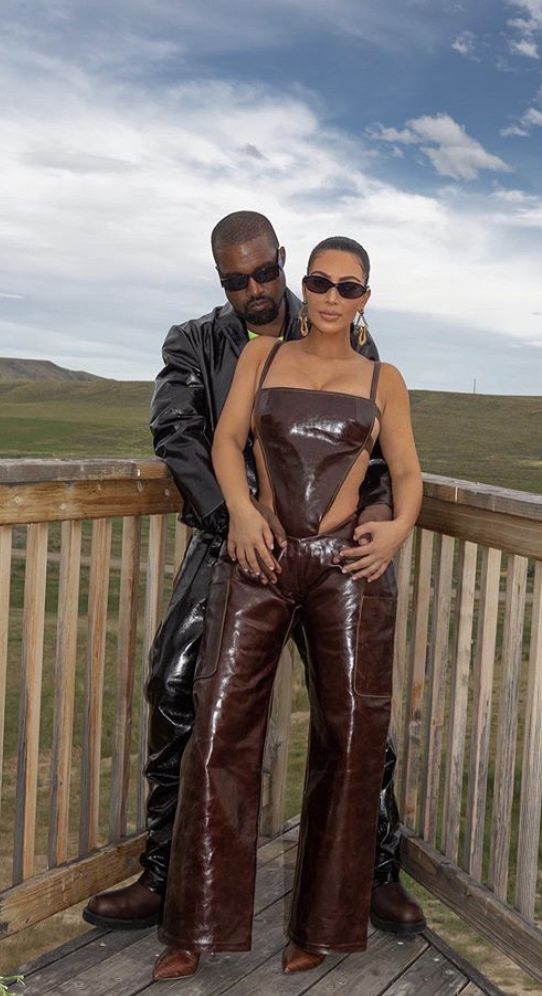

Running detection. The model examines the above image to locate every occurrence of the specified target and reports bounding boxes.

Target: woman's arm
[339,364,422,581]
[212,337,285,580]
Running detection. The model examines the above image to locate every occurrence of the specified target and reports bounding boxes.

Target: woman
[153,236,422,979]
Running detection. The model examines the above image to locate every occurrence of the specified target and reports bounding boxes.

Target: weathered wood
[418,497,542,560]
[13,522,49,884]
[109,516,142,842]
[401,528,434,831]
[422,473,542,522]
[443,540,477,861]
[463,546,501,878]
[422,532,455,845]
[79,517,112,855]
[260,646,293,838]
[0,525,12,826]
[515,559,542,919]
[0,834,145,937]
[402,830,542,982]
[382,945,466,995]
[0,458,169,484]
[391,531,413,751]
[17,929,141,996]
[136,513,167,828]
[424,927,504,996]
[305,933,427,996]
[0,478,180,525]
[489,555,528,899]
[48,519,82,867]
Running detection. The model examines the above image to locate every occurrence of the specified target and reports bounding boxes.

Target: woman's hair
[307,236,370,283]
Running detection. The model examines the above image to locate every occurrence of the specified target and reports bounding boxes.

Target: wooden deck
[10,821,504,996]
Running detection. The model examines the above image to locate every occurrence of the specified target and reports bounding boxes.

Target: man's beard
[242,297,281,326]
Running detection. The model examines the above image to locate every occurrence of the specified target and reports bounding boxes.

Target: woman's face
[304,249,371,335]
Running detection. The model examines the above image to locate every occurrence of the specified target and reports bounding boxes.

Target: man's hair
[211,211,279,260]
[307,236,370,283]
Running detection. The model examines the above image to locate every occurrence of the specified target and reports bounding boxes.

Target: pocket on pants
[194,559,233,681]
[353,595,397,697]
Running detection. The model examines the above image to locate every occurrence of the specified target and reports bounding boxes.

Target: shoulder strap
[369,361,381,402]
[256,338,283,393]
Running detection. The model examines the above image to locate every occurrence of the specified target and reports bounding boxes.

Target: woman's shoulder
[377,362,409,406]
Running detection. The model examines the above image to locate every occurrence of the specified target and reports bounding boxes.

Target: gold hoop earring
[299,302,311,337]
[354,311,368,347]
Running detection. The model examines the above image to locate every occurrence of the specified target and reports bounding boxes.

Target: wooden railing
[394,475,542,981]
[0,459,541,982]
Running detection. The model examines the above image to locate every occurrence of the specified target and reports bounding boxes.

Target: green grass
[0,379,541,494]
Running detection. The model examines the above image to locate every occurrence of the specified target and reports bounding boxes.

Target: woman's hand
[334,519,410,582]
[227,502,286,584]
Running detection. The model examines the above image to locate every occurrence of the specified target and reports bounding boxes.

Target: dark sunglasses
[219,250,283,292]
[303,274,367,299]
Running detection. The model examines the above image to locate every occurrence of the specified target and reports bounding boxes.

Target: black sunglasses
[303,274,367,299]
[219,250,283,292]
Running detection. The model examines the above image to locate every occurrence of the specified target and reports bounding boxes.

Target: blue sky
[1,0,541,392]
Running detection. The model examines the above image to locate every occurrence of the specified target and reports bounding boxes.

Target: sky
[1,0,541,393]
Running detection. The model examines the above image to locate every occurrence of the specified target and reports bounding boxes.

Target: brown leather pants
[160,521,396,955]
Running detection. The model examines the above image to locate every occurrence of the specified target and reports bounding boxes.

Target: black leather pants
[142,526,401,892]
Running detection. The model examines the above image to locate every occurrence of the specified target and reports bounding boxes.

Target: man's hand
[332,503,397,582]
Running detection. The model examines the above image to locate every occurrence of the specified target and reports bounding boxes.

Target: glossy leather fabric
[141,527,400,893]
[160,520,396,954]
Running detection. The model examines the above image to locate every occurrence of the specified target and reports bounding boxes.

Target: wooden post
[0,525,12,828]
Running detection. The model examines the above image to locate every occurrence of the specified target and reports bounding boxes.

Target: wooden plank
[109,516,142,842]
[422,533,455,845]
[136,513,167,828]
[515,559,542,919]
[13,522,49,884]
[382,945,466,995]
[295,933,427,996]
[0,478,180,525]
[422,473,542,523]
[463,547,501,878]
[0,525,12,825]
[461,987,486,996]
[391,531,413,750]
[17,930,143,996]
[402,830,542,982]
[48,520,82,867]
[260,646,293,838]
[424,927,504,996]
[0,458,170,484]
[418,497,542,560]
[442,541,477,862]
[401,528,434,831]
[0,833,145,937]
[79,518,112,855]
[489,555,528,899]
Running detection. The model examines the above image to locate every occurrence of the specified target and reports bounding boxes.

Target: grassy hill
[0,378,541,494]
[0,357,103,381]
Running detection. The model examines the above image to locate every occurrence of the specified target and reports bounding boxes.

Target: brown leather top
[253,341,381,537]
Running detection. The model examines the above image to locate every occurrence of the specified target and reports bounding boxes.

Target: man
[84,211,425,935]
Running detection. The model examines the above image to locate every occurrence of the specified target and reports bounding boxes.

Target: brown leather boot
[153,947,200,980]
[370,880,426,934]
[82,872,162,929]
[282,942,325,973]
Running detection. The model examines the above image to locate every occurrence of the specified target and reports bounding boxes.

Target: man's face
[215,235,286,326]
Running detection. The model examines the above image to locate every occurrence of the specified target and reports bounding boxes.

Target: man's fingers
[269,513,288,547]
[254,548,276,584]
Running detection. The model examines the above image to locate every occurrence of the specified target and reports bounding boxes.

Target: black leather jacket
[150,288,391,536]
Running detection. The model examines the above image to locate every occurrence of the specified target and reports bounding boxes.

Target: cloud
[452,30,478,59]
[369,114,511,180]
[501,103,542,135]
[509,37,540,56]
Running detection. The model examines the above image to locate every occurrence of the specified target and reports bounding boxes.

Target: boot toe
[370,881,426,934]
[282,942,325,973]
[153,948,200,980]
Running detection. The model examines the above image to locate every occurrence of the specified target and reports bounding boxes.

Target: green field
[0,378,541,494]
